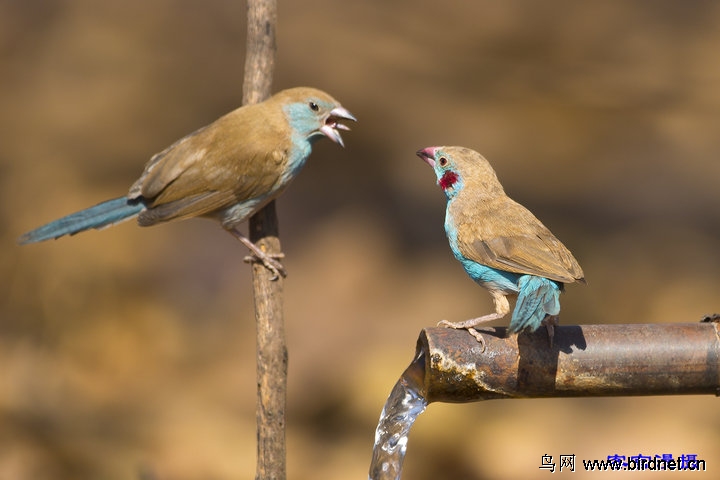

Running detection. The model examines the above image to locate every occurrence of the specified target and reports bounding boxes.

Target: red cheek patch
[439,171,459,190]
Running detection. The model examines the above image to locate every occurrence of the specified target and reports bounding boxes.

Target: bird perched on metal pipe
[18,87,356,278]
[417,146,585,348]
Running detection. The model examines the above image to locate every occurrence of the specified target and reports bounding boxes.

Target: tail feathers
[509,275,561,333]
[18,197,144,244]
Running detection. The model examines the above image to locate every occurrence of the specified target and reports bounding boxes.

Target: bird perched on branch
[417,146,585,348]
[18,87,356,278]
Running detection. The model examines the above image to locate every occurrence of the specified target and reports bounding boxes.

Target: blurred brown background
[2,0,719,478]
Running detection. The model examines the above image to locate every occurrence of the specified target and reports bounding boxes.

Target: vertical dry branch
[242,1,285,480]
[243,0,276,105]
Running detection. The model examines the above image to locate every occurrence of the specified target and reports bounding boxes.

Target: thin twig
[242,1,286,480]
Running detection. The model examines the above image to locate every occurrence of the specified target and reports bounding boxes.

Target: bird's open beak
[320,106,357,147]
[416,147,438,167]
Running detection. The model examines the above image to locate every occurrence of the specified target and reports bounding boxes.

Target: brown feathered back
[443,146,585,284]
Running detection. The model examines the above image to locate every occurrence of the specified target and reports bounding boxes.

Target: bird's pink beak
[320,106,357,148]
[416,147,439,167]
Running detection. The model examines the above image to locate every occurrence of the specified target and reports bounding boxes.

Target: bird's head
[416,146,503,199]
[277,87,356,148]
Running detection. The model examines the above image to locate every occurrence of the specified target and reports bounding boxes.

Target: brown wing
[453,196,585,284]
[128,103,289,225]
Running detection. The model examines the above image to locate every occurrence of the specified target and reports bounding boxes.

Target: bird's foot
[228,228,287,280]
[437,313,504,351]
[243,251,286,280]
[437,321,487,351]
[467,328,487,352]
[437,311,505,330]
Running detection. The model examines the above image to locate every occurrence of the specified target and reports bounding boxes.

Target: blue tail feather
[509,275,561,333]
[18,197,144,244]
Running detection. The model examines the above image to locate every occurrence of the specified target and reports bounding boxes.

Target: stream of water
[368,352,428,480]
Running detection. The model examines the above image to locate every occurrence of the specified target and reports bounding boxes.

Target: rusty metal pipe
[414,322,720,404]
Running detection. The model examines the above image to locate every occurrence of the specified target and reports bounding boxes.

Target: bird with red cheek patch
[417,146,585,349]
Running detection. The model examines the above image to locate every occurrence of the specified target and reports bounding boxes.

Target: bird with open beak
[19,87,356,279]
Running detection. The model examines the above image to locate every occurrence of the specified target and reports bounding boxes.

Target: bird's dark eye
[309,101,319,111]
[439,157,448,167]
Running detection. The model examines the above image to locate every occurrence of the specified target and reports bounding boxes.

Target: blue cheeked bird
[18,87,356,278]
[417,146,585,347]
